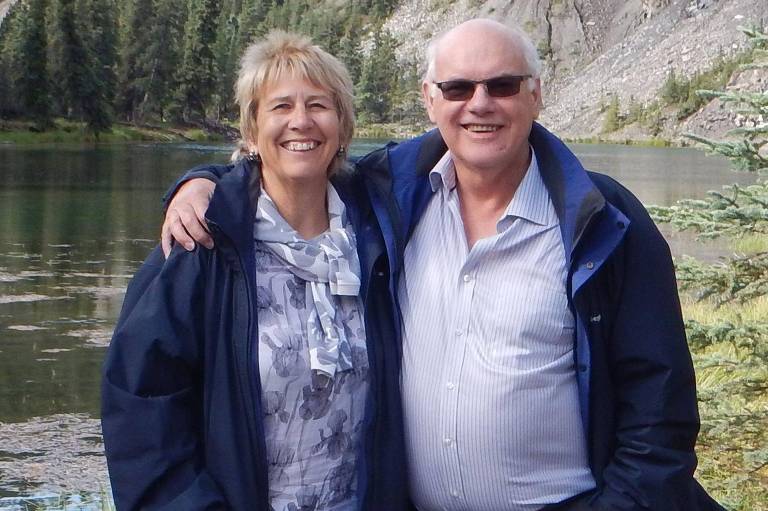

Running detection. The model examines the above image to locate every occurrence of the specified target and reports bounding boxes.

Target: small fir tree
[649,26,768,507]
[176,0,223,121]
[17,0,52,129]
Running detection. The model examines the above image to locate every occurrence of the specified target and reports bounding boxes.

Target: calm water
[0,139,757,499]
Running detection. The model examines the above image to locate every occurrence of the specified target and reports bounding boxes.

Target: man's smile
[462,124,502,133]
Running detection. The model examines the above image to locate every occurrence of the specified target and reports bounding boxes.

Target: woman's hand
[161,178,217,257]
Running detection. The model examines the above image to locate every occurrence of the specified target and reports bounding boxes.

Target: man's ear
[532,78,543,119]
[422,81,437,123]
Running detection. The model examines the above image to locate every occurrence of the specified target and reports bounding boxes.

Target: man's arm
[585,181,721,511]
[101,247,227,510]
[163,178,216,256]
[160,164,234,257]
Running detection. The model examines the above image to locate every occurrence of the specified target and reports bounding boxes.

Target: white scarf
[254,184,361,379]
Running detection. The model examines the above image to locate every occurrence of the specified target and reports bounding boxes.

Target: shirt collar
[427,147,552,229]
[428,150,456,192]
[501,148,551,228]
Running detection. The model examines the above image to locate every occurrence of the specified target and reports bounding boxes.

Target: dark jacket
[101,160,409,510]
[134,123,724,511]
[360,123,723,511]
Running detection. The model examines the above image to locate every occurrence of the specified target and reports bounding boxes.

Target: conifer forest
[0,0,416,135]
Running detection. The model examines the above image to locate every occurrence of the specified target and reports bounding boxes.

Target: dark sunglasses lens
[486,77,523,97]
[439,80,475,101]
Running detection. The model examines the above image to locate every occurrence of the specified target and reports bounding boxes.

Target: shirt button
[585,261,595,270]
[443,437,452,446]
[455,329,463,337]
[462,274,472,282]
[451,489,460,498]
[446,382,455,390]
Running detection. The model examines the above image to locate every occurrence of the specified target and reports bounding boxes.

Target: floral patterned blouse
[253,184,369,511]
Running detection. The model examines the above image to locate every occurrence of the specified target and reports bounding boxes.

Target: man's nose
[466,84,493,112]
[289,105,313,129]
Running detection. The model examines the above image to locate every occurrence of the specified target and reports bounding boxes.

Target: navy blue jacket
[359,123,722,511]
[117,123,724,510]
[101,160,409,510]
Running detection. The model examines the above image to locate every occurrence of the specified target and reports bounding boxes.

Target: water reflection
[0,140,758,497]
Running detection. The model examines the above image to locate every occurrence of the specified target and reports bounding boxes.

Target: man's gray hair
[424,19,542,93]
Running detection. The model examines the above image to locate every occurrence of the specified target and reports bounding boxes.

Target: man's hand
[161,178,216,258]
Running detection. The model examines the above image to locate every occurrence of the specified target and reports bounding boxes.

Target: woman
[101,31,407,511]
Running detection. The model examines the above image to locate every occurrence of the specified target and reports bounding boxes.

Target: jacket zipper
[210,221,270,509]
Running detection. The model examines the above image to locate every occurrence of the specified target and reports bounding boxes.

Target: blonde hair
[234,30,355,174]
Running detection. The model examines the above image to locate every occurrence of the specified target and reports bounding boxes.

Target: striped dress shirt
[399,149,596,511]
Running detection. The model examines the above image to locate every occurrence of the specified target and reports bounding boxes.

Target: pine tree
[176,0,223,121]
[116,0,154,121]
[0,0,24,117]
[357,26,397,123]
[140,0,187,121]
[337,29,362,84]
[56,0,112,133]
[80,0,118,106]
[213,0,240,119]
[17,0,52,128]
[601,94,622,133]
[236,0,268,53]
[649,26,767,505]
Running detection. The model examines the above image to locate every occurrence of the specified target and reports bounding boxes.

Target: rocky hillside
[0,0,16,23]
[384,0,767,141]
[1,0,763,141]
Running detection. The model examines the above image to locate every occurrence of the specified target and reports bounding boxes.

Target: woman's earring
[247,150,261,163]
[337,146,346,157]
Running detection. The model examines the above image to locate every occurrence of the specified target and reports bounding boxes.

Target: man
[162,19,722,511]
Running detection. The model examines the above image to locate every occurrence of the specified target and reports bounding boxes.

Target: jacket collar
[405,123,606,260]
[205,158,256,258]
[528,123,606,259]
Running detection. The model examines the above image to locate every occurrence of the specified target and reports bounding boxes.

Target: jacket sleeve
[101,246,228,511]
[587,200,720,510]
[161,164,234,210]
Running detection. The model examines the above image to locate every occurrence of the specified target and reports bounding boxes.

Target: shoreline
[1,118,687,148]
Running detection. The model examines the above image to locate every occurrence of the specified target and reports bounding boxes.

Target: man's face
[422,28,541,177]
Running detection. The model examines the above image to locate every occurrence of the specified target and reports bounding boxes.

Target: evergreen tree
[116,0,154,121]
[213,0,240,118]
[0,0,23,117]
[357,26,397,123]
[601,94,622,132]
[0,2,35,117]
[56,0,112,133]
[236,0,268,52]
[337,29,362,84]
[80,0,118,107]
[15,0,53,128]
[176,0,223,121]
[649,26,767,505]
[141,0,187,121]
[45,0,69,116]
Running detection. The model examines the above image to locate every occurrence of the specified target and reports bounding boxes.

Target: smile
[463,124,500,132]
[282,141,319,151]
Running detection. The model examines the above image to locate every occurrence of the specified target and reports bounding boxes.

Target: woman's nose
[288,105,313,130]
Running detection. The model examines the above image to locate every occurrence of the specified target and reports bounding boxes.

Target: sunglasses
[433,75,533,101]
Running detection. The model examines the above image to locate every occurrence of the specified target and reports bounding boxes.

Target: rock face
[385,0,767,140]
[0,0,17,23]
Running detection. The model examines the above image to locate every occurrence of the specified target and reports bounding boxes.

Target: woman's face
[255,77,341,187]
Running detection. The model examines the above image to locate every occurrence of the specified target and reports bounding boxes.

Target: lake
[0,139,757,501]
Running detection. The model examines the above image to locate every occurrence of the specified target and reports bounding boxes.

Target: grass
[730,234,768,253]
[354,121,429,139]
[681,294,768,510]
[565,135,674,147]
[0,118,228,144]
[1,118,427,144]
